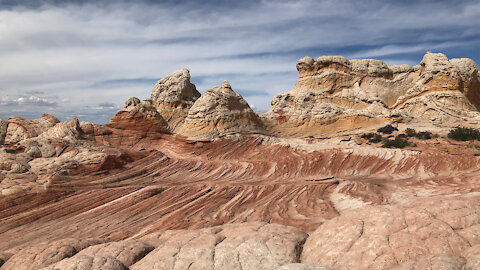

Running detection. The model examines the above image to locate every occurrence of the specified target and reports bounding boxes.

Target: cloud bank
[1,0,479,123]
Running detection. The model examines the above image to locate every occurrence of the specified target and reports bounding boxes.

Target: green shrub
[416,131,432,140]
[361,133,375,139]
[377,125,398,134]
[405,128,417,137]
[448,127,480,141]
[361,133,383,143]
[382,135,412,148]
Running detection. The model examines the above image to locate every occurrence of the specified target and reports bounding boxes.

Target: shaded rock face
[150,69,201,131]
[179,81,265,139]
[265,52,480,137]
[107,98,169,133]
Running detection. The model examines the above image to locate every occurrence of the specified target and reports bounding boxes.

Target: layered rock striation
[107,97,169,133]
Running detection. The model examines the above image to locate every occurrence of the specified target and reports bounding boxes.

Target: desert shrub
[369,134,383,143]
[415,131,432,140]
[448,127,480,141]
[405,128,417,137]
[382,135,412,148]
[361,133,383,143]
[377,125,398,134]
[361,133,375,139]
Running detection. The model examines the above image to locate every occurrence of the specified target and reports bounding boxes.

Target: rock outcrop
[150,69,201,131]
[1,238,104,270]
[178,80,265,139]
[3,114,60,144]
[107,97,169,133]
[264,52,480,137]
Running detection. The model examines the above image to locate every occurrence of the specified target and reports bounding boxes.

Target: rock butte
[1,52,480,269]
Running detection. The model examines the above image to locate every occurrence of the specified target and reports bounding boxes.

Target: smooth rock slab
[74,239,154,267]
[1,238,104,270]
[301,197,480,270]
[131,222,307,270]
[41,255,127,270]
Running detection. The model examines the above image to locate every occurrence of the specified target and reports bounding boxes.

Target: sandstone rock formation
[150,69,201,131]
[3,52,480,270]
[179,80,265,139]
[1,238,104,270]
[264,52,480,137]
[4,114,60,144]
[42,255,127,270]
[301,196,480,270]
[107,97,169,133]
[131,222,307,270]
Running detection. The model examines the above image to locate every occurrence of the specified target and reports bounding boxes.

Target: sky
[0,0,479,124]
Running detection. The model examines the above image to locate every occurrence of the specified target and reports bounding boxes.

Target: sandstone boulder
[178,81,265,139]
[4,114,59,144]
[39,117,83,143]
[0,119,7,145]
[150,69,201,131]
[107,98,169,133]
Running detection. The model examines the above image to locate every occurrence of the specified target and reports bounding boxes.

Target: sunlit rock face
[178,80,265,140]
[263,52,480,137]
[150,69,201,132]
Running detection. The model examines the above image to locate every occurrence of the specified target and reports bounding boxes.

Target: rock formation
[150,69,201,131]
[178,80,265,139]
[2,52,480,270]
[264,52,480,137]
[4,114,60,144]
[107,97,169,133]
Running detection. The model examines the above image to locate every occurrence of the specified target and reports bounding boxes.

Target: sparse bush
[361,133,383,143]
[416,131,432,140]
[405,128,417,137]
[369,134,383,143]
[404,128,433,140]
[377,125,398,134]
[382,135,412,148]
[448,127,480,141]
[361,133,375,139]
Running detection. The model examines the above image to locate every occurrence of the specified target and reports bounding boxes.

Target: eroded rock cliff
[263,52,480,137]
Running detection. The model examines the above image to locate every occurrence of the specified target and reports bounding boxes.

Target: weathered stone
[178,81,265,139]
[150,69,201,131]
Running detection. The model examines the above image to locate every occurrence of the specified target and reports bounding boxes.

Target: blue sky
[0,0,479,124]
